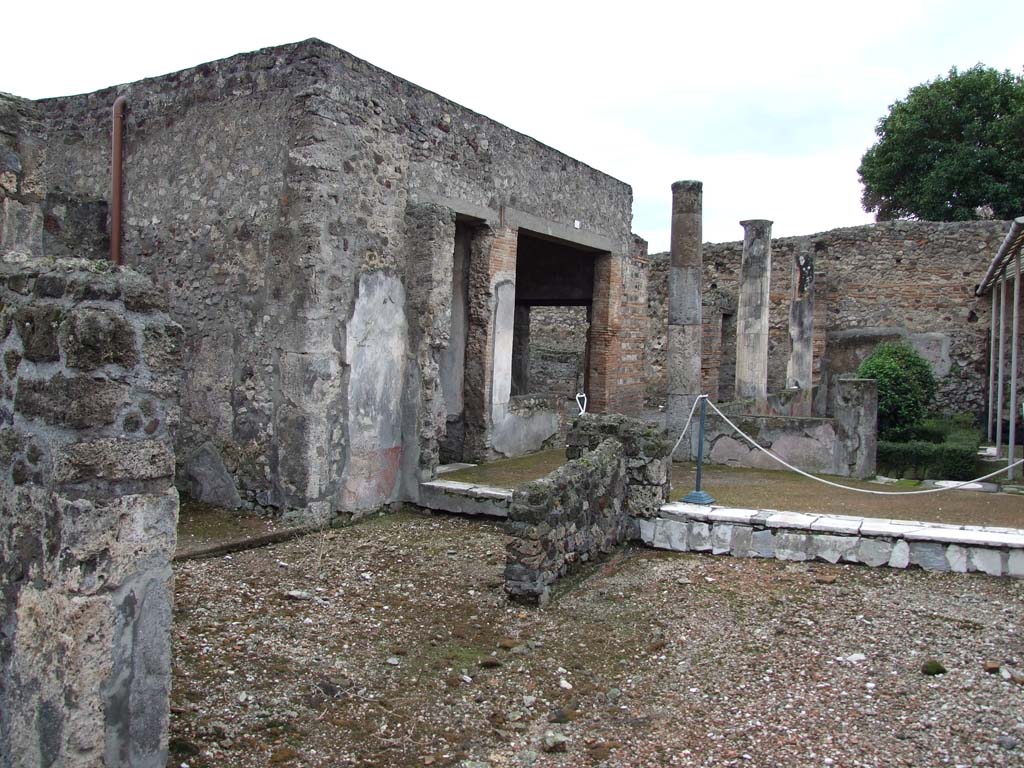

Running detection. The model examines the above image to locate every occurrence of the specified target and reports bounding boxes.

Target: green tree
[858,65,1024,221]
[857,342,937,441]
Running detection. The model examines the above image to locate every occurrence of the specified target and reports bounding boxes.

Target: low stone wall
[641,504,1024,578]
[505,414,670,604]
[565,414,672,517]
[700,379,876,478]
[0,255,181,767]
[704,413,840,474]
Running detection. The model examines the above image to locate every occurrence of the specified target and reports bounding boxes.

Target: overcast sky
[6,1,1023,250]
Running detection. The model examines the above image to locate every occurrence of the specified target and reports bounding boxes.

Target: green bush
[877,440,978,481]
[857,342,937,441]
[907,421,945,444]
[911,414,982,445]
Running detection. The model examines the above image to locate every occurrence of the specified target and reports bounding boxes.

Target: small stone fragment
[547,707,576,724]
[921,659,947,676]
[542,731,569,753]
[983,660,1002,674]
[998,735,1019,751]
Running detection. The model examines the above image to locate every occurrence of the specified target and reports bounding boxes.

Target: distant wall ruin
[647,220,1010,417]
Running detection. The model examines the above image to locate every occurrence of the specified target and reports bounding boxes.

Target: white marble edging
[641,503,1024,578]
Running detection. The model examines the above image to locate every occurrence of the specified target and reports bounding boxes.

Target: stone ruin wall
[527,305,589,397]
[31,38,639,520]
[646,220,1011,418]
[0,255,181,767]
[505,414,670,605]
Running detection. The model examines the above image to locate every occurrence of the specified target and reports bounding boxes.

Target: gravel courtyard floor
[169,510,1024,768]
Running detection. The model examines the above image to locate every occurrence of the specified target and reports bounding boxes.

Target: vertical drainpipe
[111,95,126,266]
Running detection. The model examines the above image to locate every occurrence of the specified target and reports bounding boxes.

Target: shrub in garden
[857,342,937,441]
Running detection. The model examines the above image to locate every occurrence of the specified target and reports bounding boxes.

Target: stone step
[418,479,512,518]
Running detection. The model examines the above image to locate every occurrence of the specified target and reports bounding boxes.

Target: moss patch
[441,448,567,488]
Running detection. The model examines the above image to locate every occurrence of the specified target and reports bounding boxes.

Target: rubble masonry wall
[35,39,637,520]
[0,255,181,767]
[504,414,670,604]
[647,220,1010,416]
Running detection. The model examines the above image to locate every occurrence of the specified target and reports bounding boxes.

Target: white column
[988,285,998,443]
[997,275,1007,457]
[1010,253,1021,479]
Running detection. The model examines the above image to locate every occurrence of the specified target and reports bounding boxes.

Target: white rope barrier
[670,395,706,457]
[693,397,1024,497]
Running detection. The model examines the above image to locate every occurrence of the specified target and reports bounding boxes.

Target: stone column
[832,377,878,479]
[785,239,815,415]
[735,219,772,404]
[666,181,703,457]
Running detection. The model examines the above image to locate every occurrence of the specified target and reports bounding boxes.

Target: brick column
[462,226,518,460]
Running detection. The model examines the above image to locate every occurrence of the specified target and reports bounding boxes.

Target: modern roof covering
[977,216,1024,296]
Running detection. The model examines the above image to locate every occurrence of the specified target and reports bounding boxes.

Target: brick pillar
[701,305,722,402]
[588,252,618,413]
[462,226,518,460]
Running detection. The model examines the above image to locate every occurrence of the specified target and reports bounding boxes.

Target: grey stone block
[688,521,712,551]
[729,525,753,557]
[945,544,968,573]
[1008,549,1024,578]
[910,541,951,572]
[811,534,859,564]
[857,538,893,568]
[888,540,910,569]
[636,518,656,546]
[775,532,811,561]
[711,523,733,555]
[664,519,689,551]
[750,529,776,558]
[186,442,241,509]
[968,548,1005,577]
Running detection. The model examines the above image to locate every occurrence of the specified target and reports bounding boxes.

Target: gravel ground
[169,510,1024,768]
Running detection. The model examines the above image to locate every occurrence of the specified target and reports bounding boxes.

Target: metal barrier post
[683,396,715,505]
